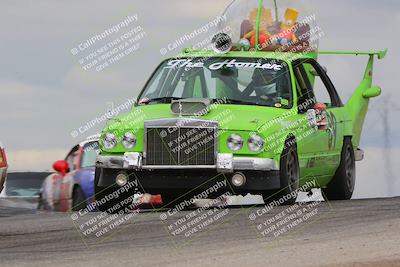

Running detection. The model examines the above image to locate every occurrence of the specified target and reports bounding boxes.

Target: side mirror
[307,102,328,130]
[362,86,381,99]
[53,160,69,176]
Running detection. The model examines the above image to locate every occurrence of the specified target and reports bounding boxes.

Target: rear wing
[315,49,388,60]
[315,49,388,148]
[308,49,388,81]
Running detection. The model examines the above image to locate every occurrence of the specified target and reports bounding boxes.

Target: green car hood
[106,103,289,132]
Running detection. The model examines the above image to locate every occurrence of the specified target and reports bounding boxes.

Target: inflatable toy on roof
[218,0,319,52]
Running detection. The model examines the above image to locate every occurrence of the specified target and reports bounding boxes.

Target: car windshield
[138,57,292,108]
[81,142,100,168]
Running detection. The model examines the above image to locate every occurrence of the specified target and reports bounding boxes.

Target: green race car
[94,47,386,211]
[93,0,386,213]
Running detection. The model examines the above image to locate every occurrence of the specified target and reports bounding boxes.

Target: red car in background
[39,136,162,212]
[0,142,8,194]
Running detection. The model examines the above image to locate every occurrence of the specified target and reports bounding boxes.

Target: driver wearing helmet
[251,69,279,102]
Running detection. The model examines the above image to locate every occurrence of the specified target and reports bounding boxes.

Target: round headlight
[231,172,246,187]
[115,172,128,187]
[227,134,243,151]
[248,135,264,152]
[103,133,117,150]
[122,132,136,149]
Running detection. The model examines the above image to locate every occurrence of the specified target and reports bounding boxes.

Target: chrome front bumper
[96,152,279,173]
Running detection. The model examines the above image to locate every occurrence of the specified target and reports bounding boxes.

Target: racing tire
[323,138,355,200]
[37,193,52,211]
[72,186,87,212]
[37,193,43,210]
[263,138,300,206]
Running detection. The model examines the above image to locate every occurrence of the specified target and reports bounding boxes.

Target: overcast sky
[0,0,399,197]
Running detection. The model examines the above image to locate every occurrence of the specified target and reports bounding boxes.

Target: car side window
[293,59,342,109]
[65,146,80,171]
[293,62,316,113]
[81,142,100,168]
[302,63,333,106]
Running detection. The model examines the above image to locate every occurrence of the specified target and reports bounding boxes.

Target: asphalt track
[0,197,399,267]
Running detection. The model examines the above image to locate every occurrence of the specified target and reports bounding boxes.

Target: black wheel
[263,138,300,205]
[37,192,51,211]
[72,186,87,211]
[37,193,43,210]
[323,138,355,200]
